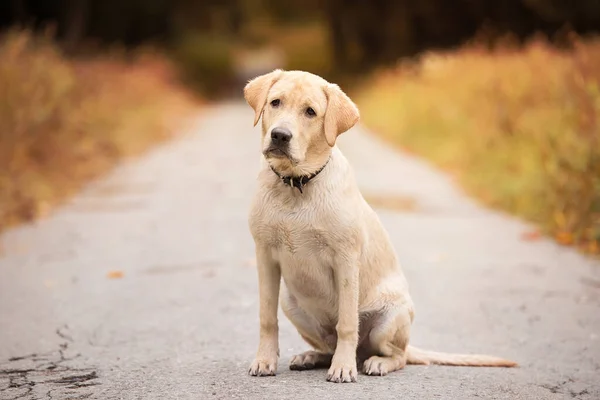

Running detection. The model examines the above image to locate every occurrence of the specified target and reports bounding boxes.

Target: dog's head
[244,69,359,175]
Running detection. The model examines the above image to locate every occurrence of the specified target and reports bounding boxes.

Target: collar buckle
[270,157,330,194]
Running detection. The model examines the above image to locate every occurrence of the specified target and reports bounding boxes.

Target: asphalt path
[1,102,599,399]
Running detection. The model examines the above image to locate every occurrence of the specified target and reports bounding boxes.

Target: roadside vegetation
[2,1,599,257]
[0,29,198,231]
[356,35,600,254]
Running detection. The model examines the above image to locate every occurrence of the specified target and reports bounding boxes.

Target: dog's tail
[406,345,517,367]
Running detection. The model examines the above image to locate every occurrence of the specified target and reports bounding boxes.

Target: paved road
[1,102,599,400]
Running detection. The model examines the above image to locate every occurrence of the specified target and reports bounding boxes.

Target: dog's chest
[250,192,342,300]
[251,201,334,255]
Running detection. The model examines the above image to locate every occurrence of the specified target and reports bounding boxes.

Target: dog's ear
[323,83,360,147]
[244,69,284,126]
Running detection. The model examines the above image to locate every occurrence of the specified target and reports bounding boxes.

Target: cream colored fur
[244,69,517,383]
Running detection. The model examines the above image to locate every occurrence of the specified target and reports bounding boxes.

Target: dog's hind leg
[289,350,333,371]
[281,291,335,370]
[362,303,414,376]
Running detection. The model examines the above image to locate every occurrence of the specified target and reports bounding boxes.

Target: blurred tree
[523,0,600,29]
[60,0,89,51]
[0,0,598,78]
[322,0,600,73]
[10,0,29,25]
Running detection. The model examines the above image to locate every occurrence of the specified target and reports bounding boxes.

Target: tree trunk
[62,0,90,52]
[324,0,348,71]
[11,0,28,25]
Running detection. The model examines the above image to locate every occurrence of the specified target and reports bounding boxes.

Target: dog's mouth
[264,147,290,159]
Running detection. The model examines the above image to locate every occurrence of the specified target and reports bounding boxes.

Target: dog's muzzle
[265,127,292,158]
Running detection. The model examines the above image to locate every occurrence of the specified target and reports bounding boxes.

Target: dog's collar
[270,158,330,194]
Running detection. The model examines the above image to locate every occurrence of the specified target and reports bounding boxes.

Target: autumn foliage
[0,30,197,231]
[357,35,600,254]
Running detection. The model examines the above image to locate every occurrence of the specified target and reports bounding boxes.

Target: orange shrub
[357,36,600,253]
[0,29,197,230]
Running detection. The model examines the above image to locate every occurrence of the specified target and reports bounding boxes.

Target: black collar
[270,158,330,193]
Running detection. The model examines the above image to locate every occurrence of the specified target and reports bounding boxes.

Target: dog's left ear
[323,83,360,147]
[244,69,284,126]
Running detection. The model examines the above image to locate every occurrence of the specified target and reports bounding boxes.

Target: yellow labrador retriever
[244,69,517,383]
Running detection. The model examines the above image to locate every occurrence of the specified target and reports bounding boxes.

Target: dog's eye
[270,99,280,107]
[306,107,316,117]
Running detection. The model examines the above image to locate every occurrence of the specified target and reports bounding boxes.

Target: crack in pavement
[0,325,99,400]
[540,377,591,399]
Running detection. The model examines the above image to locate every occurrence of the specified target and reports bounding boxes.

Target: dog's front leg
[248,245,281,376]
[327,256,359,383]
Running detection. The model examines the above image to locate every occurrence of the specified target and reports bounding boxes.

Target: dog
[243,69,517,383]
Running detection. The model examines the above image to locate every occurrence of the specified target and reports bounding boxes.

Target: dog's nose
[271,127,292,147]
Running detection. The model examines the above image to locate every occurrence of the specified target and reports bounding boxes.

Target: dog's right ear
[243,69,284,126]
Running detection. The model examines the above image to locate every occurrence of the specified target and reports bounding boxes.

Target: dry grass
[356,35,600,254]
[0,29,198,231]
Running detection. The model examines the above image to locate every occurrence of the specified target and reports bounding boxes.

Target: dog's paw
[363,356,390,376]
[248,357,277,377]
[326,359,357,383]
[290,351,332,371]
[362,355,405,376]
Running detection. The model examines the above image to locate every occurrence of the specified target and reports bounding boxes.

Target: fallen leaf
[521,230,541,241]
[203,270,216,278]
[555,232,574,245]
[423,253,447,264]
[107,270,124,279]
[44,279,58,288]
